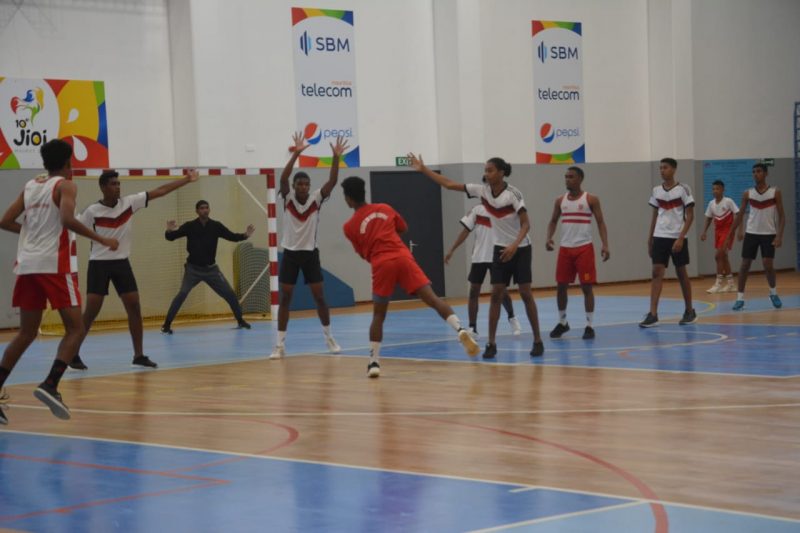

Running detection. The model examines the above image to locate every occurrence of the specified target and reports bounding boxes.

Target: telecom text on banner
[0,77,109,169]
[532,21,584,164]
[292,8,359,168]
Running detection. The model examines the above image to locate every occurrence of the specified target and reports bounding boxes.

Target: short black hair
[341,176,365,203]
[293,171,311,184]
[660,157,678,168]
[40,139,73,173]
[752,163,768,173]
[99,170,119,187]
[567,166,584,179]
[195,200,209,210]
[487,157,512,177]
[712,180,725,188]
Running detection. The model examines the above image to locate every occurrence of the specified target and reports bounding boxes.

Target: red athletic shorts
[714,224,733,250]
[372,255,430,298]
[12,273,82,311]
[556,243,596,285]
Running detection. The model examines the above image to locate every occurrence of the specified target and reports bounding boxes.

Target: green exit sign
[760,158,775,167]
[395,156,412,167]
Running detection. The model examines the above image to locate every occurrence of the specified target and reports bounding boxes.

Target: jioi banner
[292,7,359,168]
[0,77,109,169]
[532,21,584,164]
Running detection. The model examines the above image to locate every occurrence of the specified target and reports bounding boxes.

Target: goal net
[40,168,277,333]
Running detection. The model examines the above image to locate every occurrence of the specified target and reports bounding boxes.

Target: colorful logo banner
[0,77,109,169]
[532,21,584,164]
[292,8,359,168]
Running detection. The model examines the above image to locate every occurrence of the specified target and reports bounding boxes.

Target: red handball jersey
[343,203,413,264]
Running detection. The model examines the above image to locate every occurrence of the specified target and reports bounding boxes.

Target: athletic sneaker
[468,327,479,340]
[550,322,570,338]
[326,336,342,354]
[0,406,7,425]
[770,294,783,309]
[367,361,381,378]
[732,300,745,311]
[269,344,285,360]
[458,328,480,357]
[639,313,659,328]
[33,382,70,420]
[0,387,9,404]
[582,326,595,340]
[706,281,723,294]
[482,343,497,359]
[68,354,88,370]
[679,309,697,325]
[132,355,158,368]
[160,324,173,335]
[237,320,251,330]
[724,280,736,293]
[509,317,522,336]
[530,341,544,357]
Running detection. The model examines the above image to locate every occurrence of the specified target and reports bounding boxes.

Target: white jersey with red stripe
[280,188,326,251]
[459,204,494,263]
[648,183,695,239]
[15,175,77,275]
[559,191,594,248]
[465,183,530,247]
[745,186,778,235]
[78,192,148,260]
[704,196,738,229]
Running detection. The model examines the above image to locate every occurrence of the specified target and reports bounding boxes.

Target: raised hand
[166,220,178,231]
[407,153,424,171]
[330,135,349,157]
[289,131,309,154]
[245,224,256,237]
[186,169,199,182]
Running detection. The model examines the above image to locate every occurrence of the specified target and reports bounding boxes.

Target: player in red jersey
[341,177,479,377]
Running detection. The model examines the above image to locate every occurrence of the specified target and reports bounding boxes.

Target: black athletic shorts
[651,237,690,267]
[742,233,775,260]
[490,245,532,286]
[86,258,139,295]
[279,249,324,285]
[468,262,492,284]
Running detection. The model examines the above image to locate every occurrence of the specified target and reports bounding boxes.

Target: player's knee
[468,284,481,299]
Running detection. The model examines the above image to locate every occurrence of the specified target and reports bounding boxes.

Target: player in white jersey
[271,132,349,359]
[699,180,738,293]
[409,153,544,358]
[640,158,696,328]
[444,203,522,337]
[726,163,785,310]
[0,139,118,425]
[545,166,610,340]
[69,169,199,371]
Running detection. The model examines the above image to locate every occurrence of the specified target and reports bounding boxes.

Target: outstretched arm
[589,194,610,261]
[148,169,199,201]
[445,228,470,265]
[0,191,24,234]
[165,220,188,240]
[219,221,254,242]
[545,197,562,251]
[280,132,308,198]
[321,136,349,199]
[408,153,466,192]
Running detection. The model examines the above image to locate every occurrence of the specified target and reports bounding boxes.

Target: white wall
[0,0,176,167]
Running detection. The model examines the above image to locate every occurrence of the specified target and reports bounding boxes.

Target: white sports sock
[769,287,777,296]
[559,310,567,325]
[725,274,734,281]
[370,342,381,362]
[322,325,332,337]
[737,292,745,301]
[278,330,287,344]
[445,314,462,331]
[586,312,593,327]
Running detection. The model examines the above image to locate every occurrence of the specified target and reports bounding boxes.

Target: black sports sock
[44,360,68,388]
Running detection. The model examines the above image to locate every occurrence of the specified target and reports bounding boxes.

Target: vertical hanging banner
[532,21,584,164]
[0,77,109,169]
[292,8,359,167]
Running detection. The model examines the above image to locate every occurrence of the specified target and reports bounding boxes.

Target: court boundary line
[3,428,799,525]
[467,501,647,532]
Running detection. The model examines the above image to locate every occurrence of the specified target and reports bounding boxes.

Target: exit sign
[395,156,412,167]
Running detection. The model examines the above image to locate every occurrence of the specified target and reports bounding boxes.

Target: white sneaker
[326,336,342,354]
[367,361,380,378]
[458,328,480,357]
[509,316,522,335]
[724,282,736,293]
[269,344,285,360]
[468,327,479,340]
[706,282,722,294]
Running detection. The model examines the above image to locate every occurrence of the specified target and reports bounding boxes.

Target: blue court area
[1,432,797,533]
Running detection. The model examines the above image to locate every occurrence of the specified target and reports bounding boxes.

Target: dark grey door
[369,171,445,300]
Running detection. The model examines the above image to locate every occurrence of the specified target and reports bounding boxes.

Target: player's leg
[551,246,574,338]
[271,253,301,358]
[517,283,543,356]
[734,234,758,310]
[203,267,248,327]
[366,298,389,378]
[642,238,669,327]
[0,308,42,425]
[761,236,781,308]
[502,289,521,335]
[414,284,479,357]
[162,265,203,333]
[304,250,340,352]
[468,282,481,333]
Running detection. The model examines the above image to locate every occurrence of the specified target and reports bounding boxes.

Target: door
[369,171,446,300]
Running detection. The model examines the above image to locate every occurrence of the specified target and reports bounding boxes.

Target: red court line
[428,418,669,533]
